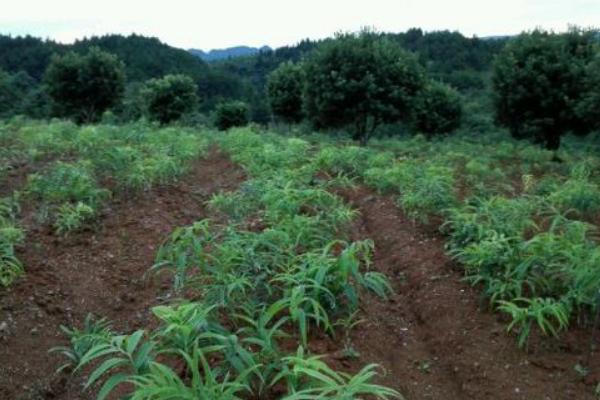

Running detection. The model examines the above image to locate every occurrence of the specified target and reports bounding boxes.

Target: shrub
[576,52,600,132]
[266,61,305,124]
[44,47,125,123]
[548,167,600,215]
[303,30,425,145]
[0,197,24,286]
[142,74,199,124]
[492,30,596,150]
[214,101,249,131]
[26,161,109,208]
[410,81,463,136]
[54,202,96,235]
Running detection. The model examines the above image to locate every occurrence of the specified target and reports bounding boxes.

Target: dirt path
[0,148,245,400]
[338,186,599,400]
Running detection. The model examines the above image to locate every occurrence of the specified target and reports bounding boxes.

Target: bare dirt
[2,151,599,400]
[335,185,600,400]
[0,148,245,400]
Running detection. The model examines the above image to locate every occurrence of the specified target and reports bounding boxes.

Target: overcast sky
[1,0,598,50]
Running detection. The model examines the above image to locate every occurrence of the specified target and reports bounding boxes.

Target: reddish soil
[0,158,53,198]
[2,149,600,400]
[336,185,600,400]
[0,148,245,400]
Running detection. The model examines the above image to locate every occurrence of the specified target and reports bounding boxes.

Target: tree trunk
[545,131,561,151]
[545,130,563,162]
[353,119,367,146]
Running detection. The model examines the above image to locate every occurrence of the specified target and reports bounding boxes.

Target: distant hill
[0,33,209,82]
[0,33,251,115]
[189,45,272,61]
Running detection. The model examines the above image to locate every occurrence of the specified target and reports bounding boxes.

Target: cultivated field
[1,120,600,399]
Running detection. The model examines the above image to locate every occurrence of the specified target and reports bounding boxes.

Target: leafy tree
[71,34,210,83]
[266,61,305,123]
[493,30,596,150]
[393,29,506,75]
[410,81,463,136]
[0,69,20,118]
[141,74,199,124]
[44,47,125,123]
[577,52,600,131]
[0,68,49,118]
[303,32,426,144]
[214,101,249,130]
[442,69,486,92]
[0,35,63,81]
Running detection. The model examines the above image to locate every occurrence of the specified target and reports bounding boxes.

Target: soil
[1,149,599,400]
[0,158,53,198]
[335,185,600,400]
[0,148,245,400]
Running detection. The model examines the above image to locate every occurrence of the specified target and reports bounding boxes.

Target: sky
[1,0,598,50]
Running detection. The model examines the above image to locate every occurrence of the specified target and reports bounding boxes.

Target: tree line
[1,28,599,150]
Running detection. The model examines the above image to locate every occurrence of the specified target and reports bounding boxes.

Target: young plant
[54,202,96,235]
[272,347,402,399]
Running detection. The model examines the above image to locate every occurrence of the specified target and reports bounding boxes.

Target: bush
[266,61,305,124]
[492,30,596,150]
[410,81,463,136]
[142,74,199,124]
[441,69,486,92]
[25,161,109,209]
[54,202,96,235]
[44,47,125,123]
[303,31,426,145]
[577,52,600,132]
[214,101,249,130]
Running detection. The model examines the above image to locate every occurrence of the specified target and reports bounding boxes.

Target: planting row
[315,132,600,347]
[56,129,401,399]
[0,120,209,286]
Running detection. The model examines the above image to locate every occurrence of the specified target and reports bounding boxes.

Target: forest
[0,29,503,122]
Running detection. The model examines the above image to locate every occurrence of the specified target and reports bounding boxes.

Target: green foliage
[304,31,426,144]
[51,314,113,373]
[267,61,305,123]
[130,344,252,399]
[493,29,597,150]
[26,161,109,208]
[0,197,24,286]
[274,347,401,399]
[142,74,199,124]
[74,330,156,400]
[58,128,399,399]
[410,81,463,136]
[548,172,600,215]
[0,68,47,118]
[44,119,600,400]
[0,28,507,123]
[392,28,505,77]
[54,202,96,235]
[498,298,571,348]
[0,121,208,285]
[44,47,125,123]
[444,193,600,346]
[577,52,600,131]
[214,101,250,130]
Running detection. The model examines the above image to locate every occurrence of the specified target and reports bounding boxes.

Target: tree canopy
[410,81,463,136]
[141,74,199,124]
[44,47,125,123]
[214,101,249,130]
[303,32,426,144]
[266,61,305,123]
[493,29,597,150]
